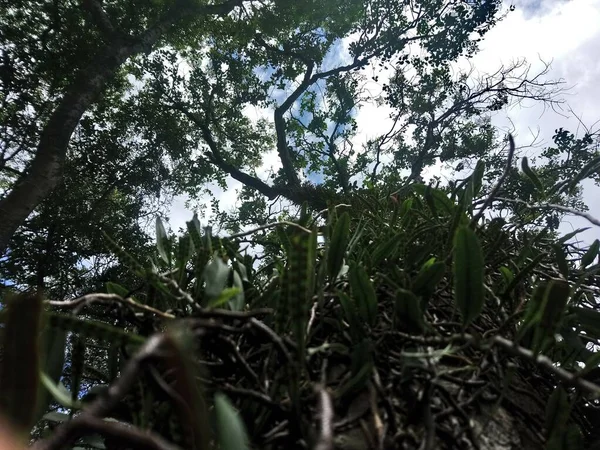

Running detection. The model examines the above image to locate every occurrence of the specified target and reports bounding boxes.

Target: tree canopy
[1,0,600,449]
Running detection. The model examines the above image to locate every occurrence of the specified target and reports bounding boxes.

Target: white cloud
[467,0,600,243]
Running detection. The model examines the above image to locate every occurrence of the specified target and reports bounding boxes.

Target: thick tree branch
[274,61,315,187]
[171,102,280,199]
[81,0,121,40]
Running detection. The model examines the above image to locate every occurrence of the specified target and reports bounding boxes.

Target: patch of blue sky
[321,37,353,71]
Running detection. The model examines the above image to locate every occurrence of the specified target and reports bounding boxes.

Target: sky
[165,0,600,245]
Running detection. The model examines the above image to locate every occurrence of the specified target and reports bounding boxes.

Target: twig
[193,307,273,320]
[315,204,352,219]
[381,331,600,397]
[493,197,600,228]
[249,318,294,365]
[314,385,334,450]
[203,380,286,413]
[216,335,262,387]
[45,415,181,450]
[470,134,516,227]
[227,221,312,239]
[491,336,600,397]
[48,293,175,319]
[306,301,318,335]
[157,275,202,311]
[33,335,166,450]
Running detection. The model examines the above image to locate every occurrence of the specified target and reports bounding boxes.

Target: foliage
[3,151,600,448]
[2,0,600,449]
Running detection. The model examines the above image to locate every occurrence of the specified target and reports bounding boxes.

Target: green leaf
[231,270,246,311]
[400,197,413,217]
[337,291,363,342]
[40,374,82,410]
[412,261,446,297]
[581,239,599,268]
[538,280,570,343]
[499,266,514,285]
[562,424,584,450]
[461,180,474,214]
[35,325,68,430]
[394,288,425,332]
[177,234,195,274]
[335,340,374,399]
[203,253,230,300]
[287,230,314,362]
[348,262,378,326]
[557,228,590,245]
[553,245,569,279]
[207,287,242,308]
[327,212,351,281]
[519,280,570,353]
[521,157,544,192]
[161,329,211,450]
[214,393,249,450]
[504,253,546,295]
[412,184,455,215]
[453,226,485,327]
[472,160,485,196]
[424,185,438,218]
[545,386,571,436]
[371,232,402,267]
[566,154,600,194]
[186,214,203,251]
[234,260,249,282]
[106,282,129,297]
[573,306,600,338]
[155,216,170,264]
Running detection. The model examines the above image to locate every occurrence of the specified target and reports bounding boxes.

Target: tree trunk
[0,0,242,254]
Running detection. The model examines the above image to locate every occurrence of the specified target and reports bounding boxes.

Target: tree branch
[81,0,121,40]
[470,134,516,226]
[33,335,166,450]
[0,0,244,254]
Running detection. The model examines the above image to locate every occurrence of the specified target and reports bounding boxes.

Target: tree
[2,0,510,298]
[0,0,246,252]
[2,1,600,449]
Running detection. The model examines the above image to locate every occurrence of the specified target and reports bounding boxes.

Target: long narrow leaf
[156,217,170,264]
[327,212,351,281]
[453,227,485,327]
[214,393,249,450]
[521,157,544,192]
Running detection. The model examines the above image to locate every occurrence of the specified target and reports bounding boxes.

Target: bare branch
[493,197,600,228]
[47,293,176,319]
[228,220,312,239]
[470,134,516,227]
[33,335,166,450]
[81,0,120,39]
[314,385,334,450]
